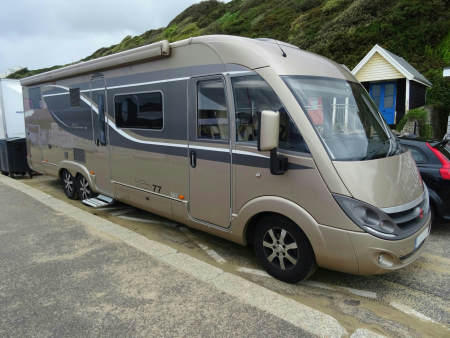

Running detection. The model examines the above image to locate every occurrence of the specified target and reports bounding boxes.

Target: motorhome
[0,78,29,177]
[21,35,431,282]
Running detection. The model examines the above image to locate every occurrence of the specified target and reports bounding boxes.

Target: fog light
[378,253,394,268]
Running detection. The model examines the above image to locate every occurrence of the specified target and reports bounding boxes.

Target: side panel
[108,79,190,218]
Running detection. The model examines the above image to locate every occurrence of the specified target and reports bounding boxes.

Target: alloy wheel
[262,227,299,271]
[63,171,74,194]
[79,176,92,200]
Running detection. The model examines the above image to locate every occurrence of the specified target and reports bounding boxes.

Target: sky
[0,0,206,76]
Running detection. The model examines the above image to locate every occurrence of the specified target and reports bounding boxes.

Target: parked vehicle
[399,136,450,223]
[21,35,431,282]
[0,79,30,177]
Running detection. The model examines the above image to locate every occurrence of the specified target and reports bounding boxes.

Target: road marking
[118,215,157,223]
[350,328,386,337]
[301,280,336,291]
[197,243,226,264]
[237,267,271,278]
[110,209,133,217]
[118,215,179,228]
[342,287,377,299]
[0,175,347,337]
[390,301,437,323]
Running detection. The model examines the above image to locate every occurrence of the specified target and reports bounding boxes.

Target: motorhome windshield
[284,76,400,161]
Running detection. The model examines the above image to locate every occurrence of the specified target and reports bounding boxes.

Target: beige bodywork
[22,35,429,275]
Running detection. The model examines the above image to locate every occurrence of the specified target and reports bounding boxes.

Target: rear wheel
[253,215,316,283]
[62,170,78,199]
[77,175,95,200]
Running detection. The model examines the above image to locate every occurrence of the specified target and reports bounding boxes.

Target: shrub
[396,108,433,139]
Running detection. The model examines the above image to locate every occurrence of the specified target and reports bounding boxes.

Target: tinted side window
[115,92,163,129]
[232,75,309,153]
[197,79,228,140]
[29,87,41,109]
[406,146,427,164]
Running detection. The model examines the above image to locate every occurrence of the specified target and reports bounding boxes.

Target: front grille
[382,186,429,236]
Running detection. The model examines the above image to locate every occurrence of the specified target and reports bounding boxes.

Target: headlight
[333,194,401,240]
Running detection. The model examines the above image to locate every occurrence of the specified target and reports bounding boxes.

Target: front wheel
[62,170,78,200]
[77,175,95,200]
[253,215,316,283]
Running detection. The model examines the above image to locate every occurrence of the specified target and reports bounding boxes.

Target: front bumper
[314,212,431,275]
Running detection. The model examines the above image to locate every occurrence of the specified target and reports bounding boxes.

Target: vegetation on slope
[7,0,450,133]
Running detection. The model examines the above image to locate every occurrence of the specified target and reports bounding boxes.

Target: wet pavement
[18,175,450,337]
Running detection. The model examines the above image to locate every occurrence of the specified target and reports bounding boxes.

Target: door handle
[190,150,197,168]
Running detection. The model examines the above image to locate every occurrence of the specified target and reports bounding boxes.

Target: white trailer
[0,78,29,176]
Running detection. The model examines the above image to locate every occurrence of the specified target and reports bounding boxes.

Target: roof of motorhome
[21,35,355,86]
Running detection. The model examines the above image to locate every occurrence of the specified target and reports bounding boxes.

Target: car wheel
[253,215,316,283]
[77,175,95,200]
[62,170,78,199]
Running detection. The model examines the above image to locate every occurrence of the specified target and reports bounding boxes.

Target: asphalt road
[5,174,450,337]
[0,181,321,337]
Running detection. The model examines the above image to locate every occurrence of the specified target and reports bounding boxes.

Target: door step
[82,194,114,208]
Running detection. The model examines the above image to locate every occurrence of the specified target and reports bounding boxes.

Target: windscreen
[283,76,401,161]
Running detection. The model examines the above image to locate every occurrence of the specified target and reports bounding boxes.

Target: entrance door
[89,74,113,196]
[188,75,231,228]
[370,82,396,124]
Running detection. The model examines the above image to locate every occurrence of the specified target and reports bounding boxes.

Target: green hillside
[8,0,450,133]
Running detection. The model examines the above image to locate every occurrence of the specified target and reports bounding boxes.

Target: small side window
[98,94,106,145]
[29,87,41,109]
[70,88,80,107]
[197,79,229,140]
[115,92,163,130]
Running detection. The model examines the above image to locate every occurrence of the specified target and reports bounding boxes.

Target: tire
[61,170,78,200]
[77,175,95,200]
[253,215,316,283]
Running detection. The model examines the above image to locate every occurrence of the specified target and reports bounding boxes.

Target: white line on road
[197,243,226,264]
[110,209,133,217]
[118,215,157,223]
[390,301,437,323]
[237,267,271,278]
[350,328,386,338]
[118,215,179,228]
[342,287,377,299]
[301,280,336,291]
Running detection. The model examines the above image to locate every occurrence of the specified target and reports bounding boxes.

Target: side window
[70,88,80,107]
[115,92,163,130]
[29,87,41,109]
[232,75,309,153]
[97,94,106,145]
[407,146,427,164]
[197,79,229,140]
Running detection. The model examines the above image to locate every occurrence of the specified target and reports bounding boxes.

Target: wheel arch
[234,196,326,255]
[57,161,95,190]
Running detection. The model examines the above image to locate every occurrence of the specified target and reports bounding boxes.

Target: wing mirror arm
[257,110,288,175]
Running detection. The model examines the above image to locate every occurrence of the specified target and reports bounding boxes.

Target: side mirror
[258,110,280,151]
[257,110,288,175]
